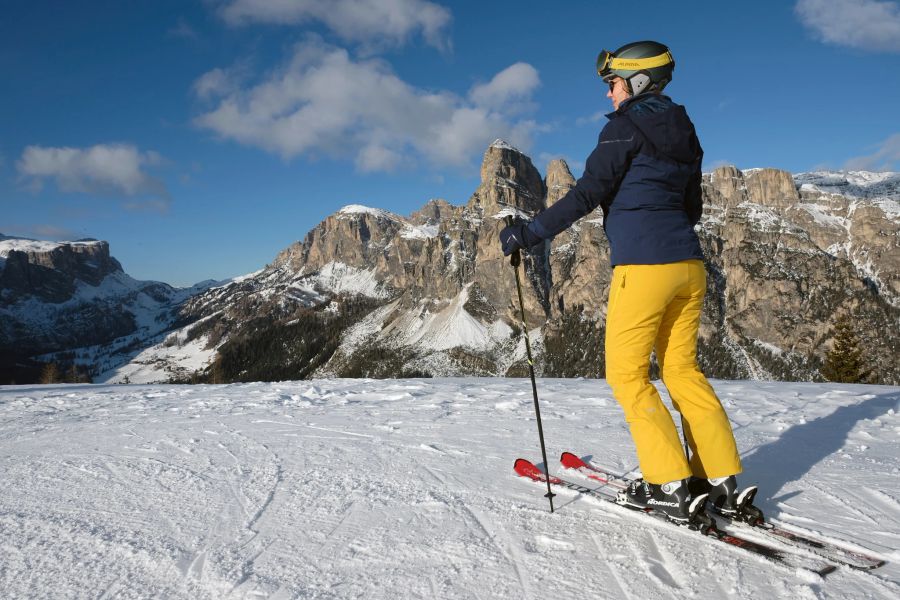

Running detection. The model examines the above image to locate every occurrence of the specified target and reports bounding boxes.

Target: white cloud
[469,63,540,113]
[844,132,900,171]
[192,58,257,102]
[216,0,451,50]
[193,68,236,101]
[193,39,542,172]
[795,0,900,52]
[17,144,170,210]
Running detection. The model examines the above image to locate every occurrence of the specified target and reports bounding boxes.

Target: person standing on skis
[499,41,745,524]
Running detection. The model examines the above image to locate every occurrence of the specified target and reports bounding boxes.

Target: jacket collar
[605,93,668,119]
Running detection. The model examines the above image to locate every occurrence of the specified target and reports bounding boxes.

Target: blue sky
[2,0,899,286]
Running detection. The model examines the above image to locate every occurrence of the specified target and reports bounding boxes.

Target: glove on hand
[500,219,541,256]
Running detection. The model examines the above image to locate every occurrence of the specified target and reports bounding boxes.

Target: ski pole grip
[503,216,521,267]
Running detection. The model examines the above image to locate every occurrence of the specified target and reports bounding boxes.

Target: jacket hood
[616,95,702,164]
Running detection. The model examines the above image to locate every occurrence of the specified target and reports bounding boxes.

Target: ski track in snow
[0,378,898,599]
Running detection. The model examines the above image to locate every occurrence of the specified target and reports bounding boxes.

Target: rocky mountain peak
[545,159,576,208]
[743,168,800,209]
[0,237,123,302]
[705,166,745,207]
[470,139,545,216]
[706,166,800,209]
[408,198,456,226]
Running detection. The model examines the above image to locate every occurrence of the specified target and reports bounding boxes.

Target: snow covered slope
[794,170,900,208]
[1,379,897,598]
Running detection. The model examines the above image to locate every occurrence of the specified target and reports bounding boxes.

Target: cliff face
[696,168,899,381]
[0,239,123,303]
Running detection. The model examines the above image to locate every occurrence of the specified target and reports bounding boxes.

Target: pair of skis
[514,452,886,576]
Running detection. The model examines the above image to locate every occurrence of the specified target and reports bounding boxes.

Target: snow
[736,202,781,230]
[0,378,897,598]
[794,171,900,220]
[99,334,218,384]
[0,237,103,257]
[314,261,388,299]
[753,340,785,356]
[375,286,513,354]
[796,203,850,230]
[490,138,520,152]
[400,223,439,240]
[493,206,534,223]
[338,204,401,222]
[217,268,266,288]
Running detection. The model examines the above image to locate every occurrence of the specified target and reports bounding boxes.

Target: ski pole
[505,216,556,513]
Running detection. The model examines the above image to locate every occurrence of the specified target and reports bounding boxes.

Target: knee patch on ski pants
[605,260,742,484]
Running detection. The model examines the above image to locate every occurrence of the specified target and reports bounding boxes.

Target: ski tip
[515,458,560,484]
[560,451,589,469]
[514,458,542,480]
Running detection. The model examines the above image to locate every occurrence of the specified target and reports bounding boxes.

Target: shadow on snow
[740,389,899,511]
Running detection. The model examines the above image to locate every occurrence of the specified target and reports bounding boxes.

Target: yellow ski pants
[605,259,742,484]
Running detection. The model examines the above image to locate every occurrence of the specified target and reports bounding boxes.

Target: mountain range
[2,141,898,385]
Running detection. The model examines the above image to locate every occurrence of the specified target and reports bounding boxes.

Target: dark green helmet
[596,40,675,95]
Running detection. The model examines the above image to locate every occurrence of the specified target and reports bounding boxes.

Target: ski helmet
[596,41,674,96]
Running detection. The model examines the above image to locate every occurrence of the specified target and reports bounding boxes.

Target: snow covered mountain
[0,235,217,383]
[1,378,897,597]
[132,142,896,385]
[4,143,898,385]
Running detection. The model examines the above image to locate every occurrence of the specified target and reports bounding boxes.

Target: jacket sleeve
[683,148,704,226]
[529,117,638,240]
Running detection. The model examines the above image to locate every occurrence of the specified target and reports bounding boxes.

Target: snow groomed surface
[0,378,898,598]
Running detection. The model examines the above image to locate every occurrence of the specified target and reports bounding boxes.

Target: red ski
[514,457,837,576]
[558,451,885,571]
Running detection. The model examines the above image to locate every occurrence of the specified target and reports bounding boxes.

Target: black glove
[500,219,541,256]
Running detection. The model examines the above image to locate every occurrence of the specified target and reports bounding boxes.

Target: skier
[500,41,745,524]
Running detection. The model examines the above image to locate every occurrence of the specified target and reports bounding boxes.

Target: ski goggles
[596,50,615,79]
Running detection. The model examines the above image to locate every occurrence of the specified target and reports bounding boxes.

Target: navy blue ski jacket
[529,94,704,266]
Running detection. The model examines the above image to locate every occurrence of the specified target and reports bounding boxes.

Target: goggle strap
[608,50,673,71]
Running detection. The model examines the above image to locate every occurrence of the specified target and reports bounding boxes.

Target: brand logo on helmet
[617,61,642,68]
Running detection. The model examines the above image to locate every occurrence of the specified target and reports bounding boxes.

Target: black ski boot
[617,479,711,530]
[689,475,765,525]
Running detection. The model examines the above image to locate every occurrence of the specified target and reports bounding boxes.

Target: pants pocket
[609,266,628,317]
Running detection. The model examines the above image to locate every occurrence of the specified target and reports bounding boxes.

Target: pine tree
[39,363,60,384]
[821,315,870,383]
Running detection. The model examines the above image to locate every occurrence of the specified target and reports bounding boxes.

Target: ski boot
[617,478,715,534]
[689,475,765,526]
